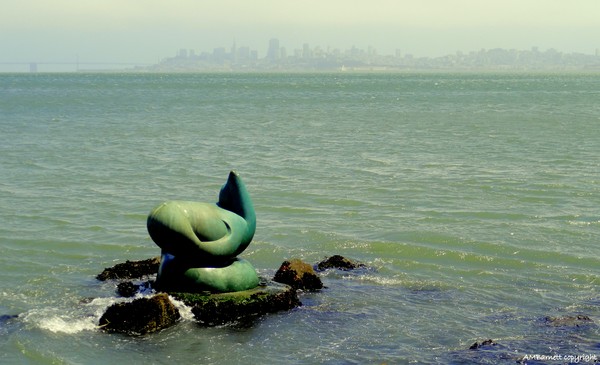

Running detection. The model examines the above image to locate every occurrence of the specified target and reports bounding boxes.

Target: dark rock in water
[96,257,160,281]
[469,339,496,350]
[116,280,154,297]
[96,259,304,331]
[0,314,18,322]
[273,259,323,291]
[544,315,593,327]
[171,280,300,326]
[315,255,365,271]
[99,293,180,335]
[117,281,139,297]
[450,340,516,364]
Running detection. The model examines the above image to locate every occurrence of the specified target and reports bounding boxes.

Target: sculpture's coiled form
[147,171,259,293]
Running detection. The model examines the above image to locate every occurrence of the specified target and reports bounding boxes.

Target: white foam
[168,295,195,321]
[569,220,600,226]
[21,295,131,334]
[21,307,98,334]
[37,315,98,334]
[20,291,194,334]
[344,274,406,286]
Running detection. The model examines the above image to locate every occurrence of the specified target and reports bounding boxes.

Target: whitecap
[343,273,406,286]
[22,290,197,335]
[36,315,98,334]
[168,295,195,321]
[20,295,137,334]
[20,308,98,334]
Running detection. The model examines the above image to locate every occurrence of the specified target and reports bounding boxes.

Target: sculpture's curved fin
[216,171,256,245]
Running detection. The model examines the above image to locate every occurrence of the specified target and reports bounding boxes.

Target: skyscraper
[267,38,280,62]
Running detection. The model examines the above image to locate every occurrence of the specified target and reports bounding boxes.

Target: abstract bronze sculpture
[147,171,259,292]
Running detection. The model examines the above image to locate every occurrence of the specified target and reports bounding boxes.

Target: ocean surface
[1,72,599,364]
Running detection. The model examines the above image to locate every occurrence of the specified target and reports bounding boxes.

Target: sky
[1,0,599,70]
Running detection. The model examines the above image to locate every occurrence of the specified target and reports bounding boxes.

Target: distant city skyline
[4,40,600,73]
[148,39,599,72]
[2,0,600,72]
[168,38,600,59]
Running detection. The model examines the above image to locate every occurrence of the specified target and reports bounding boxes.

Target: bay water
[1,72,599,364]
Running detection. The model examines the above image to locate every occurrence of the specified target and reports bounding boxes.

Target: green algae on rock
[170,280,300,326]
[315,255,365,271]
[99,293,180,335]
[96,257,160,281]
[273,259,323,291]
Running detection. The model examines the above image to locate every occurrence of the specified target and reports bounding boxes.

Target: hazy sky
[2,0,599,67]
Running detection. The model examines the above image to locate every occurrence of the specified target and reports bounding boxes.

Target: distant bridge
[0,61,152,72]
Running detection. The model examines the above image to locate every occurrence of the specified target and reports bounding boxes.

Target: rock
[116,281,139,297]
[316,255,365,271]
[544,315,593,327]
[273,259,323,291]
[115,280,154,297]
[96,257,160,281]
[170,280,300,326]
[0,314,18,322]
[99,293,180,335]
[469,339,496,350]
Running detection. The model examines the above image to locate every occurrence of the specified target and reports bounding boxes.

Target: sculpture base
[156,254,260,293]
[170,280,300,326]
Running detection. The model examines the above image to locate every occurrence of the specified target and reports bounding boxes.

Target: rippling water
[1,72,599,364]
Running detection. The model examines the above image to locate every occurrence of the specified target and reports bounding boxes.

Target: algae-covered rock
[544,315,593,327]
[99,293,180,335]
[171,280,299,326]
[116,281,139,297]
[469,339,496,350]
[96,257,160,281]
[0,314,18,322]
[316,255,365,271]
[273,259,323,291]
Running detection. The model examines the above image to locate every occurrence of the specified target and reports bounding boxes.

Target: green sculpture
[147,171,259,293]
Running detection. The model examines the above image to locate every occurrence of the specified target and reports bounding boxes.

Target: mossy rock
[96,257,160,281]
[99,293,180,335]
[170,280,300,326]
[116,281,139,297]
[273,259,323,291]
[469,339,496,350]
[316,255,365,271]
[544,315,593,327]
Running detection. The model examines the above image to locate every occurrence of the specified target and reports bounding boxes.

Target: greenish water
[1,72,599,364]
